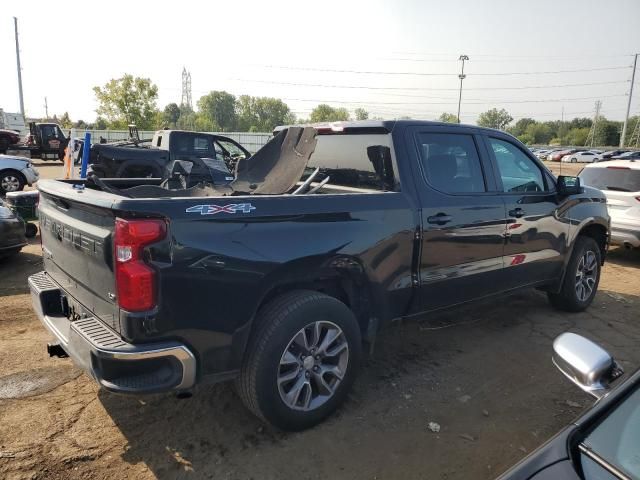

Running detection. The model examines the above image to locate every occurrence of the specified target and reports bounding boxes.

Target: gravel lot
[1,160,638,480]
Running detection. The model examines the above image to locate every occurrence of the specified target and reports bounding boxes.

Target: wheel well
[578,223,608,262]
[257,278,372,336]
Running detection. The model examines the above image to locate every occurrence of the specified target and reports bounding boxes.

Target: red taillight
[114,218,166,312]
[636,197,640,202]
[606,166,630,170]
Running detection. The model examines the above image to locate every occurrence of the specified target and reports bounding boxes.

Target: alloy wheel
[1,175,21,192]
[575,250,598,302]
[277,321,349,411]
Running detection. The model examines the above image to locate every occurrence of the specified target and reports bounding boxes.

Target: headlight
[0,206,16,219]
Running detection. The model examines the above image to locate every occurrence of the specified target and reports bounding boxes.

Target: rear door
[483,135,568,286]
[407,126,507,311]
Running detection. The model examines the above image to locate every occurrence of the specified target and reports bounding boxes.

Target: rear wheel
[548,236,601,312]
[236,290,361,431]
[0,169,26,193]
[0,137,9,154]
[571,157,577,163]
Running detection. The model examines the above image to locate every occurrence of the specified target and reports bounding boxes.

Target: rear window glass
[303,133,398,192]
[579,167,640,192]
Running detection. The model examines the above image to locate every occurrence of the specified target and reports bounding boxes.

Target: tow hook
[47,343,69,358]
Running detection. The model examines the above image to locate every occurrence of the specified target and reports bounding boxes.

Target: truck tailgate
[38,183,120,332]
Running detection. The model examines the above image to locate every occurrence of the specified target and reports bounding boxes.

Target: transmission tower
[585,100,602,147]
[181,67,192,111]
[630,116,640,148]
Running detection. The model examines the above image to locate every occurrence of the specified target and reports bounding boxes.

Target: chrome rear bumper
[29,271,196,393]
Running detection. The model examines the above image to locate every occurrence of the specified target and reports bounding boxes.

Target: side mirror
[557,175,582,196]
[552,333,623,399]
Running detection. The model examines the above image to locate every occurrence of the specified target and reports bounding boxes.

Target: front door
[409,128,507,311]
[484,136,568,286]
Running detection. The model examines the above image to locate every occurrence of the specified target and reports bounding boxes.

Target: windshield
[581,385,640,479]
[579,167,640,192]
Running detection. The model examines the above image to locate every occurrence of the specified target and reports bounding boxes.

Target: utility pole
[44,97,48,119]
[620,53,638,148]
[14,17,25,118]
[457,55,469,124]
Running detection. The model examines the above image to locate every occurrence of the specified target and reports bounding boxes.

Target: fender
[229,252,384,367]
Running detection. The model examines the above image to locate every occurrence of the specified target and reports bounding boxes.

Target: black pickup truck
[29,121,609,430]
[86,129,251,186]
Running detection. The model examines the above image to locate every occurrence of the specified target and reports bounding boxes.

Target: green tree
[566,127,590,146]
[197,91,237,131]
[354,108,369,121]
[162,103,181,128]
[58,112,73,129]
[438,112,458,123]
[477,108,513,130]
[508,117,536,137]
[524,122,554,145]
[594,119,621,147]
[93,74,159,129]
[236,95,295,132]
[624,116,640,146]
[309,104,350,122]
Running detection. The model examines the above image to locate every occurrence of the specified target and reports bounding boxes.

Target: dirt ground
[1,160,639,480]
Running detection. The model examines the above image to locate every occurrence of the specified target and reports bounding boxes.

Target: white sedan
[561,151,602,163]
[0,154,40,193]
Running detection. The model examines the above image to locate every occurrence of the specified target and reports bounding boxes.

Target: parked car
[600,149,628,160]
[549,149,578,162]
[0,129,21,153]
[561,151,602,163]
[85,129,251,185]
[0,198,27,258]
[579,160,640,249]
[0,154,39,194]
[612,150,640,160]
[29,121,609,431]
[499,333,638,480]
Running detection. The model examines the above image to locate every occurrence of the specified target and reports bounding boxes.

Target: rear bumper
[610,225,640,247]
[29,271,196,394]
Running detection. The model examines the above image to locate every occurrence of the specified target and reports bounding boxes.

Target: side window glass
[489,138,546,193]
[416,133,486,194]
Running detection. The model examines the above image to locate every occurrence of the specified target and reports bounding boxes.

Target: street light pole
[14,17,25,118]
[620,53,638,148]
[457,55,469,124]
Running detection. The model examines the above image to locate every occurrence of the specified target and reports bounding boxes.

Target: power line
[248,64,631,77]
[229,78,629,92]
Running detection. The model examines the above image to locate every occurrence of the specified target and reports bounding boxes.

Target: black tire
[0,137,9,154]
[548,236,601,312]
[236,290,362,431]
[25,222,38,238]
[571,157,577,163]
[0,169,26,194]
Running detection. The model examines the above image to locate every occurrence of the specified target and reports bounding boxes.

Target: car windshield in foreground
[580,385,640,479]
[579,168,640,193]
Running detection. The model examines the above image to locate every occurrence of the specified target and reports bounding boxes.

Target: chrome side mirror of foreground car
[552,333,624,399]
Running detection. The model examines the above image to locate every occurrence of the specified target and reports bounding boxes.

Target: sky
[1,0,639,125]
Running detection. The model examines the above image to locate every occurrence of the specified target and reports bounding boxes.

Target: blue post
[80,132,91,178]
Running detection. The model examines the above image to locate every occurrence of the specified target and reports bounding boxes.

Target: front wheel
[0,169,26,193]
[571,157,577,163]
[548,236,601,312]
[236,290,361,431]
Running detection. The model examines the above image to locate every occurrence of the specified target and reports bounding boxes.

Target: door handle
[509,208,525,218]
[427,213,452,225]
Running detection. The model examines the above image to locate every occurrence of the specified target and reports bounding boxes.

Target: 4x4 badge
[185,203,256,215]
